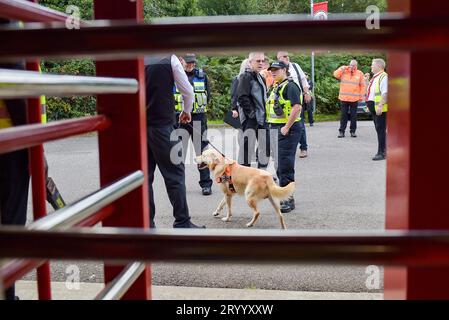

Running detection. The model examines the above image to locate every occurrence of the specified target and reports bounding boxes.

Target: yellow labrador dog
[195,148,295,229]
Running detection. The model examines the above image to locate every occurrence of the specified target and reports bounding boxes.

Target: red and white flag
[313,1,328,20]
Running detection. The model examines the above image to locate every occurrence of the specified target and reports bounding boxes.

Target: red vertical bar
[93,0,151,300]
[385,0,449,299]
[26,59,52,300]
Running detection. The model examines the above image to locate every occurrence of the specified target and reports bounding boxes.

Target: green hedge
[41,53,385,121]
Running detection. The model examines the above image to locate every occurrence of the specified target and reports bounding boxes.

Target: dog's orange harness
[216,163,236,193]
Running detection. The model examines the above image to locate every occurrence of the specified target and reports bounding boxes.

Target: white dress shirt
[171,55,194,113]
[288,62,310,91]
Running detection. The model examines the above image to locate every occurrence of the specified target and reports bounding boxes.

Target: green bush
[41,53,385,121]
[41,59,96,121]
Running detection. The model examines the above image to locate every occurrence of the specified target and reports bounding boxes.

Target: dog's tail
[266,178,295,200]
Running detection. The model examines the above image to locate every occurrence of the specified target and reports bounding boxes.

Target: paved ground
[16,281,383,300]
[21,120,386,293]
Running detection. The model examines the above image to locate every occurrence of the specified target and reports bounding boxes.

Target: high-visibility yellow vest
[0,21,47,127]
[173,84,182,112]
[192,74,207,113]
[173,72,208,114]
[0,100,13,129]
[266,79,302,124]
[374,72,388,112]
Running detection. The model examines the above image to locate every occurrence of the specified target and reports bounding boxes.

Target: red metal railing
[1,0,449,300]
[0,0,145,300]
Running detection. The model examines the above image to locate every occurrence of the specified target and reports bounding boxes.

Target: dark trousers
[241,117,270,168]
[147,125,191,228]
[0,150,30,300]
[298,116,308,151]
[339,101,358,133]
[367,101,387,155]
[271,122,301,187]
[301,100,314,125]
[175,113,212,189]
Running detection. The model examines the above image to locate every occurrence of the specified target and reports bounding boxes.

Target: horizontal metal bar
[2,228,449,266]
[0,115,109,155]
[29,171,144,230]
[95,262,146,300]
[0,15,449,61]
[0,205,115,289]
[0,69,138,98]
[0,0,90,25]
[0,259,44,289]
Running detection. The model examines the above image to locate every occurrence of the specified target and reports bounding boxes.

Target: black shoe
[310,123,314,126]
[338,131,345,138]
[288,197,295,211]
[174,221,206,229]
[202,187,212,196]
[372,153,385,161]
[280,200,292,213]
[350,132,357,138]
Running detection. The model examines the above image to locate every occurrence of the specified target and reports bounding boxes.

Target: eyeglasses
[281,55,289,58]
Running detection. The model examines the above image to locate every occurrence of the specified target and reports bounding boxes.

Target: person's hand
[304,94,312,104]
[179,111,191,123]
[232,110,239,118]
[376,106,383,116]
[280,126,290,136]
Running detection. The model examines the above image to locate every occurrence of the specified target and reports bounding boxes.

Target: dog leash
[183,121,228,159]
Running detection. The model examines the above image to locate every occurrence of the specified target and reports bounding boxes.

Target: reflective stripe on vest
[173,84,182,112]
[0,100,12,129]
[374,72,388,112]
[38,65,47,124]
[266,80,302,124]
[192,76,207,113]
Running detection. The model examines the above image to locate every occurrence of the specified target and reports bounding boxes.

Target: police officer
[266,61,303,213]
[0,61,30,300]
[144,54,205,228]
[174,53,213,196]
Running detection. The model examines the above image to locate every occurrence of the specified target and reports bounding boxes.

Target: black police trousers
[0,149,30,300]
[271,122,301,187]
[367,101,387,155]
[175,112,212,189]
[147,125,191,228]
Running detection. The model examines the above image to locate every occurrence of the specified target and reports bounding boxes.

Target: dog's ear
[224,158,235,165]
[211,153,220,164]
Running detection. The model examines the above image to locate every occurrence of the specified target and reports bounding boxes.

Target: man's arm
[231,77,239,111]
[236,72,255,117]
[377,75,388,114]
[171,55,194,114]
[359,71,367,101]
[333,66,346,80]
[281,83,303,135]
[294,63,310,92]
[204,73,211,102]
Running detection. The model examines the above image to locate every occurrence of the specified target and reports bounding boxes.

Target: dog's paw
[212,211,220,217]
[246,222,254,228]
[221,217,231,222]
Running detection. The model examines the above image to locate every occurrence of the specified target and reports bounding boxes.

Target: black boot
[280,200,292,213]
[289,196,295,211]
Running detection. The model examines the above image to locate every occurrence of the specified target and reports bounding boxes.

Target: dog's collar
[216,163,236,193]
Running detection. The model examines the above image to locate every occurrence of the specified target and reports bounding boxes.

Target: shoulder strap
[377,72,387,91]
[291,63,304,92]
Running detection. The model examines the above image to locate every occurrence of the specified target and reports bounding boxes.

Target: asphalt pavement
[22,120,385,293]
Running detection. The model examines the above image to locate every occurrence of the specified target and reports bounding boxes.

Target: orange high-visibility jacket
[333,66,366,102]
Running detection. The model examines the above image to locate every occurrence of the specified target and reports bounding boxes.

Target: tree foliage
[37,0,388,121]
